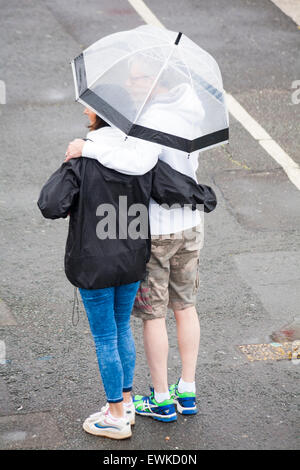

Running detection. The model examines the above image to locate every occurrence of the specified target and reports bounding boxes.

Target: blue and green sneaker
[169,381,197,415]
[133,388,177,422]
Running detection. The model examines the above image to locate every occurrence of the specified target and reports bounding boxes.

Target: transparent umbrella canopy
[71,24,229,153]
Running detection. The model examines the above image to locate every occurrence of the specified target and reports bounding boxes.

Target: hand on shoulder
[65,138,85,162]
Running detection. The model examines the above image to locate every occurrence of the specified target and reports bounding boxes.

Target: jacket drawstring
[72,287,80,326]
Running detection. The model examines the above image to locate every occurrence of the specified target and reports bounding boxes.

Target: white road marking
[270,0,300,26]
[0,340,6,365]
[127,0,164,27]
[226,94,300,190]
[128,0,300,191]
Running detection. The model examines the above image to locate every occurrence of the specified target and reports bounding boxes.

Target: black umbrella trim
[128,125,229,153]
[74,53,229,153]
[74,53,87,97]
[81,88,133,134]
[74,53,133,133]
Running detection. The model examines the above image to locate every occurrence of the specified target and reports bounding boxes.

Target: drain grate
[238,341,300,362]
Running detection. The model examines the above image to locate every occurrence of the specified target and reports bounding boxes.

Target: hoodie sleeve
[37,160,82,219]
[82,136,161,175]
[151,160,217,213]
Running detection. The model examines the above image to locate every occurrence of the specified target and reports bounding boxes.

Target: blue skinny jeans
[79,281,140,403]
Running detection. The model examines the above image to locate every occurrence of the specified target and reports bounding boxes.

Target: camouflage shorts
[132,226,203,320]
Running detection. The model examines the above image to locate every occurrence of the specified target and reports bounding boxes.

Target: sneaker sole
[82,421,132,439]
[135,409,177,422]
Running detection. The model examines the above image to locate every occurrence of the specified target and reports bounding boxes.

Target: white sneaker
[83,409,132,440]
[85,401,135,426]
[123,401,136,425]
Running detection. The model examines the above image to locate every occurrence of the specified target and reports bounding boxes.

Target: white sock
[108,410,122,420]
[108,409,127,421]
[154,390,170,403]
[178,378,196,394]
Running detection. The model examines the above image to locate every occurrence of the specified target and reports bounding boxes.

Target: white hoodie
[82,84,204,235]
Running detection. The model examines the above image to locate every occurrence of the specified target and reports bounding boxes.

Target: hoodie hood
[138,83,206,141]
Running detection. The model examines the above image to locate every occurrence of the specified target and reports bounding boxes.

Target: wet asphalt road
[0,0,299,451]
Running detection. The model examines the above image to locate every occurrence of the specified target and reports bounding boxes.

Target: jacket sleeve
[37,160,81,219]
[151,160,217,213]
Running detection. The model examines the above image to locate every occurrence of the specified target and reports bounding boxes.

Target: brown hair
[88,115,110,131]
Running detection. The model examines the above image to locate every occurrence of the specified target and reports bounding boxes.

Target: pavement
[0,0,299,452]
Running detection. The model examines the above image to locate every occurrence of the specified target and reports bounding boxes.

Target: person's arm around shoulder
[65,134,161,176]
[151,160,217,213]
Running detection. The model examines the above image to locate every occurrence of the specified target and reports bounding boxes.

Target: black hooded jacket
[37,157,216,289]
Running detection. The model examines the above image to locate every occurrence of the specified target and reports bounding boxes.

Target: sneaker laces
[140,397,154,412]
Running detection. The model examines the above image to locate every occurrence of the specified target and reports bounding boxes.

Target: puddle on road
[0,412,65,449]
[1,430,27,442]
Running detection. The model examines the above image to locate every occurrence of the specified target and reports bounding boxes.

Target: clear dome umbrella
[71,24,229,154]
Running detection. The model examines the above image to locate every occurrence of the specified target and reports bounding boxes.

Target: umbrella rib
[131,45,177,127]
[182,48,222,94]
[177,47,199,145]
[180,49,225,105]
[179,41,221,83]
[84,43,171,91]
